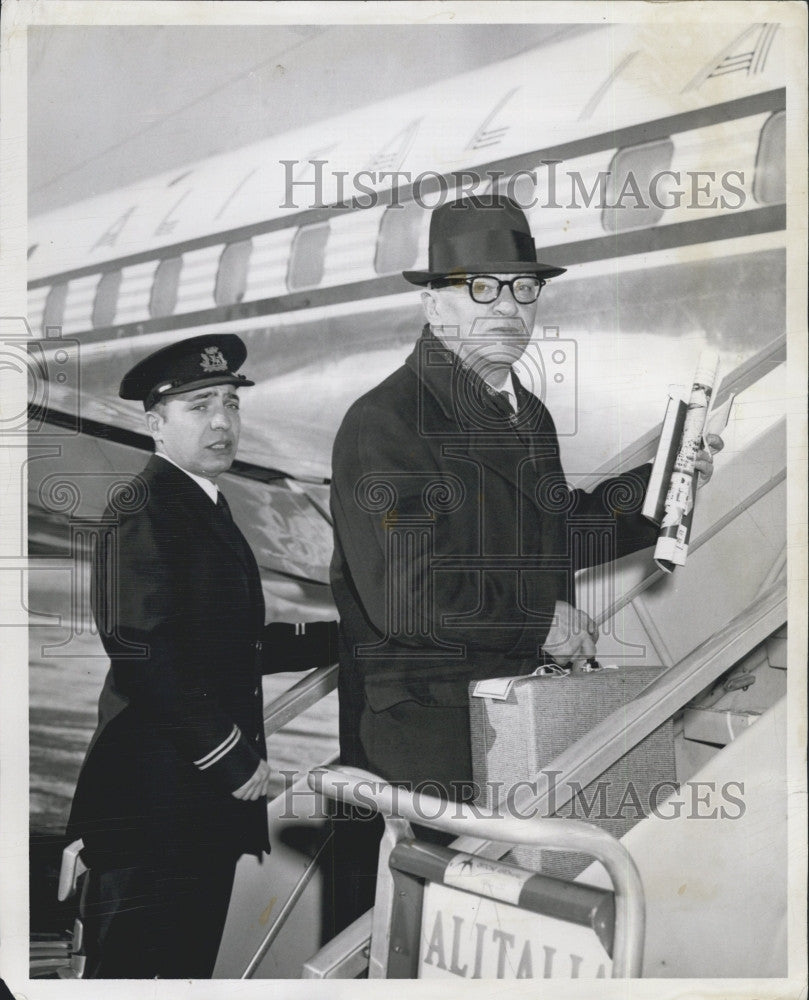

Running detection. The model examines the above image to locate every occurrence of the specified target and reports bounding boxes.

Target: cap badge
[200,346,228,373]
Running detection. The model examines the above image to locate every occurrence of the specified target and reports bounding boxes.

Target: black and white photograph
[0,1,806,995]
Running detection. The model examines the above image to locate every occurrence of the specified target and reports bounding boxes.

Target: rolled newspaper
[653,350,720,573]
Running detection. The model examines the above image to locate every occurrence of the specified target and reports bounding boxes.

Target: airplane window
[92,270,122,329]
[214,239,253,306]
[287,222,329,291]
[42,282,68,333]
[149,256,183,318]
[602,138,674,233]
[753,111,785,206]
[374,200,423,274]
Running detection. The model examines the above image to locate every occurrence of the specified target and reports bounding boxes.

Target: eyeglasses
[432,274,546,304]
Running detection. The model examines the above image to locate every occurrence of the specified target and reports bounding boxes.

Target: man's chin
[201,456,235,478]
[463,342,529,369]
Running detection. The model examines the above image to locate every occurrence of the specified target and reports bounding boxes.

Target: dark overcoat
[330,328,658,797]
[68,454,336,869]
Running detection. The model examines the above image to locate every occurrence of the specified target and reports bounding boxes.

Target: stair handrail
[263,662,338,735]
[308,764,646,978]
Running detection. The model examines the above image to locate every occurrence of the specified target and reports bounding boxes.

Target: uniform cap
[119,334,255,410]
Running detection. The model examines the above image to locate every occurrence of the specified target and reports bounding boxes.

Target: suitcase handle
[532,658,614,676]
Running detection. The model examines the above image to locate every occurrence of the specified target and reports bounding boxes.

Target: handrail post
[368,815,413,979]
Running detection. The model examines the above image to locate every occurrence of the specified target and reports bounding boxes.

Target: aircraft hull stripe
[545,204,785,266]
[28,87,785,290]
[36,206,784,344]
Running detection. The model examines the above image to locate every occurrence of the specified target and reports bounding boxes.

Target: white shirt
[155,452,219,504]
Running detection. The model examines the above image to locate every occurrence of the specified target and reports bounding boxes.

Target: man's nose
[492,290,519,315]
[210,406,231,429]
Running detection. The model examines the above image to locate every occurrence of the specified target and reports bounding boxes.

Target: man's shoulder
[335,362,417,437]
[101,456,177,523]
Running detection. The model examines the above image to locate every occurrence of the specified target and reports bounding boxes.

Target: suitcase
[469,665,676,879]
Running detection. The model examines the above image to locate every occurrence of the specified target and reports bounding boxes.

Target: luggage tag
[470,662,577,698]
[471,677,517,701]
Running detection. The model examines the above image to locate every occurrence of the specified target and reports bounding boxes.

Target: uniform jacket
[330,327,658,792]
[68,454,336,870]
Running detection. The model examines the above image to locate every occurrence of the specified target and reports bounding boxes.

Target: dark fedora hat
[402,194,566,286]
[120,333,255,410]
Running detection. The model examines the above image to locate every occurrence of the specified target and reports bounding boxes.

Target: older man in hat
[66,334,337,978]
[330,194,721,813]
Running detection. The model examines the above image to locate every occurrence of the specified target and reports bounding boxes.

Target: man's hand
[541,600,599,669]
[695,433,724,488]
[232,758,272,800]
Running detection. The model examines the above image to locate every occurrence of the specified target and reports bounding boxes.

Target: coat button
[253,686,260,697]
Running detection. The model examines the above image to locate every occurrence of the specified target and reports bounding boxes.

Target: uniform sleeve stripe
[194,725,241,769]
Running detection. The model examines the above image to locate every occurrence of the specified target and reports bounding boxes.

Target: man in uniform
[328,195,721,919]
[67,333,337,978]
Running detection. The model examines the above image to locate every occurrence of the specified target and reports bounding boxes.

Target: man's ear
[421,289,439,324]
[145,408,163,443]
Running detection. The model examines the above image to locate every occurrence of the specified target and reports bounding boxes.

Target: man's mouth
[207,441,233,452]
[483,320,526,335]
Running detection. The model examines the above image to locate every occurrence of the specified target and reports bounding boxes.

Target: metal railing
[263,662,339,734]
[307,765,646,978]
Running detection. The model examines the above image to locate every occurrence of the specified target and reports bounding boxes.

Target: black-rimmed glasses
[431,274,546,304]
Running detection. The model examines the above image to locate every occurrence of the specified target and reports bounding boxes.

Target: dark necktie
[216,490,233,523]
[488,387,516,422]
[215,490,262,625]
[496,391,516,418]
[216,489,254,569]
